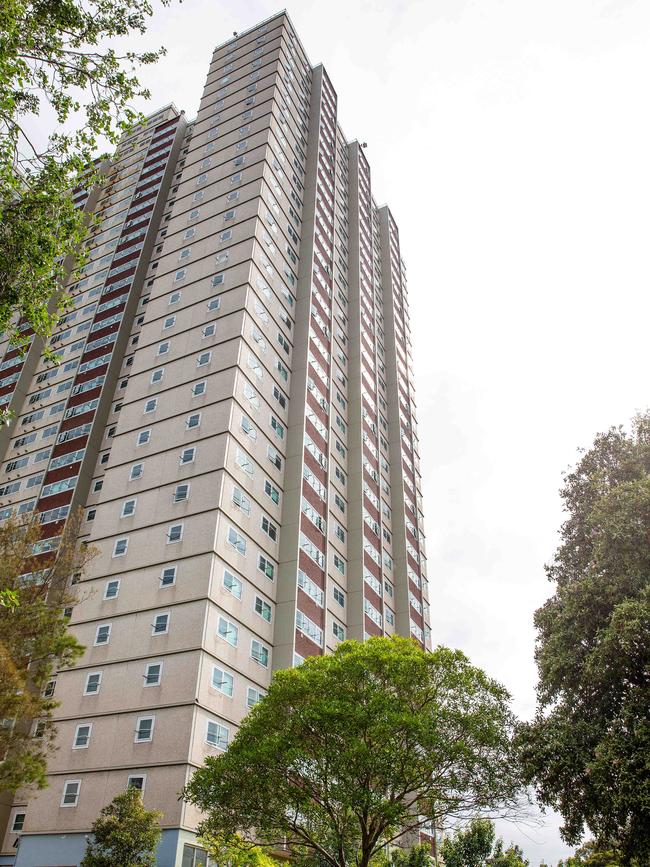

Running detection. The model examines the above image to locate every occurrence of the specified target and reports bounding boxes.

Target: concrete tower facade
[0,13,429,867]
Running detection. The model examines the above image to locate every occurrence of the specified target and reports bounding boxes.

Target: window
[113,537,128,557]
[164,315,176,329]
[157,341,170,356]
[217,616,238,646]
[232,486,251,515]
[129,463,143,481]
[180,447,195,465]
[333,621,345,641]
[267,445,282,470]
[61,780,81,807]
[255,596,272,622]
[174,269,186,283]
[144,398,157,413]
[241,415,257,439]
[173,483,190,503]
[134,716,155,742]
[84,672,102,695]
[333,586,345,607]
[206,720,229,750]
[258,554,274,580]
[11,812,26,832]
[197,351,211,367]
[136,429,151,446]
[220,228,233,241]
[247,686,264,707]
[335,493,345,513]
[186,412,201,429]
[235,447,254,477]
[144,662,162,686]
[73,723,92,749]
[160,565,177,587]
[225,569,245,602]
[44,681,56,701]
[151,368,164,383]
[167,523,183,543]
[202,323,216,338]
[261,516,277,542]
[207,296,221,311]
[121,499,136,517]
[212,666,234,696]
[264,480,280,505]
[152,612,169,635]
[94,623,111,645]
[104,579,120,599]
[127,775,146,792]
[251,639,269,667]
[270,415,284,439]
[335,466,346,485]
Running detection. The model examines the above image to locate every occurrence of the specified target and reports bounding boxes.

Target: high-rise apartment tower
[0,12,429,867]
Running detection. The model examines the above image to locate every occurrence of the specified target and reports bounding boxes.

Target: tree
[199,833,281,867]
[517,412,650,864]
[0,513,93,791]
[440,819,495,867]
[81,786,162,867]
[379,843,433,867]
[183,636,525,867]
[488,840,528,867]
[562,840,626,867]
[0,0,169,360]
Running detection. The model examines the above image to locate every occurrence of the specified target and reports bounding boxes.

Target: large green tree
[0,513,93,791]
[183,636,525,867]
[0,0,168,357]
[517,412,650,863]
[439,819,495,867]
[81,787,162,867]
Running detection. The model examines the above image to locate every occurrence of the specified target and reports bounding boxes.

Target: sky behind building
[18,0,650,862]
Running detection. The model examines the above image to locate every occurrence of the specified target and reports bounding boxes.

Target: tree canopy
[81,786,162,867]
[517,412,650,864]
[439,819,528,867]
[183,636,525,867]
[0,513,93,791]
[0,0,168,356]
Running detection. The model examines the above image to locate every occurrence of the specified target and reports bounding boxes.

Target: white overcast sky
[115,0,650,861]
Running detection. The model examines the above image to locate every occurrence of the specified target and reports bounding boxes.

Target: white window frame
[143,661,163,687]
[112,537,128,557]
[103,578,120,599]
[72,722,92,750]
[121,498,137,518]
[60,779,81,807]
[83,671,102,695]
[166,523,183,544]
[94,623,112,646]
[134,715,155,743]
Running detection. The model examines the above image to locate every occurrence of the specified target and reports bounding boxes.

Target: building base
[12,827,204,867]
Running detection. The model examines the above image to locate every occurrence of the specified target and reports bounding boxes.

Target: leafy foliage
[375,843,433,867]
[440,820,495,867]
[440,821,528,867]
[199,833,282,867]
[0,0,169,355]
[80,787,162,867]
[0,513,93,791]
[183,636,525,867]
[517,413,650,863]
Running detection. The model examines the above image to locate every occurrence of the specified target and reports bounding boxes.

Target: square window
[255,596,272,622]
[151,368,164,383]
[217,616,238,646]
[113,538,128,557]
[94,624,111,645]
[167,524,183,544]
[164,316,176,329]
[251,639,269,667]
[174,269,186,282]
[206,720,229,750]
[127,774,146,792]
[186,413,201,429]
[192,380,207,396]
[144,398,157,413]
[104,579,120,599]
[264,480,280,505]
[160,565,177,587]
[144,662,162,686]
[157,341,170,356]
[173,483,189,502]
[84,672,102,695]
[152,613,169,635]
[211,274,224,287]
[197,352,211,367]
[61,780,81,807]
[169,291,181,304]
[129,463,144,481]
[207,297,221,311]
[134,716,155,742]
[202,324,216,338]
[136,430,151,446]
[247,686,264,707]
[258,554,274,580]
[223,569,242,598]
[212,666,234,697]
[220,228,233,241]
